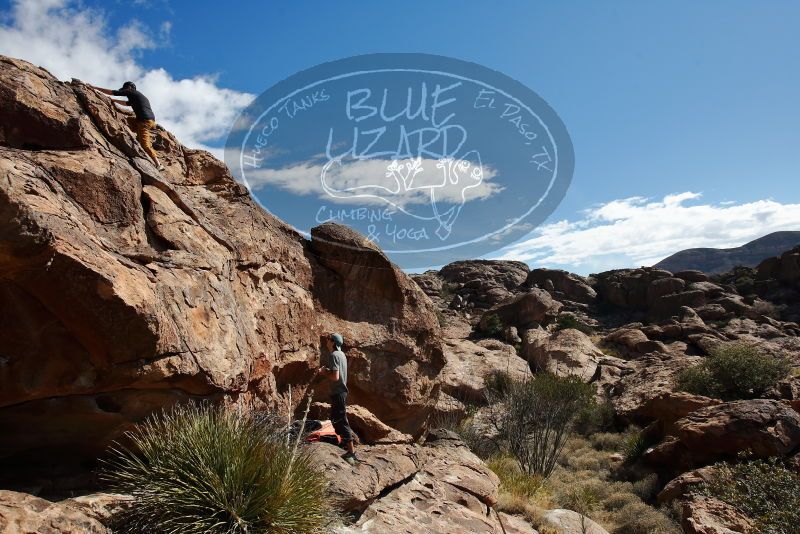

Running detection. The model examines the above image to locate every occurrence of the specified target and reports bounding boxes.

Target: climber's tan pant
[126,117,159,163]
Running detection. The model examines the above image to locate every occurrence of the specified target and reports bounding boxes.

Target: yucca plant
[99,402,329,534]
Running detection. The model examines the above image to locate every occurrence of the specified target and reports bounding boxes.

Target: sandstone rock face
[479,288,562,331]
[591,266,763,321]
[593,267,674,309]
[308,403,412,444]
[0,55,444,483]
[755,246,800,321]
[680,495,754,534]
[757,245,800,283]
[435,260,529,310]
[325,431,537,534]
[525,268,596,304]
[657,467,717,504]
[611,354,703,423]
[0,490,130,534]
[648,399,800,472]
[635,392,722,433]
[674,399,800,459]
[538,509,610,534]
[522,328,603,380]
[439,319,529,403]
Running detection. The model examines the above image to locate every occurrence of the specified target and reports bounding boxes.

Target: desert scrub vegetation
[490,433,679,534]
[554,314,595,335]
[676,342,790,400]
[100,403,329,534]
[621,429,659,464]
[696,457,800,534]
[712,266,756,296]
[456,374,678,533]
[490,373,595,477]
[480,313,506,338]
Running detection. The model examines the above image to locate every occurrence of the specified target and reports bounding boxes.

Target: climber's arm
[113,102,134,115]
[316,366,339,381]
[90,85,116,96]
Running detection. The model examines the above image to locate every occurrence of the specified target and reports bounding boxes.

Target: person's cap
[121,81,136,90]
[329,332,344,348]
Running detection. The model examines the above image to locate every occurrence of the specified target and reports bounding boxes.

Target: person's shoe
[157,164,165,171]
[342,452,358,465]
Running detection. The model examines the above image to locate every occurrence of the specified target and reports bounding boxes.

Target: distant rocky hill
[653,231,800,274]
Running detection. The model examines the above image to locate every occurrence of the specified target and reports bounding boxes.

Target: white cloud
[494,193,800,275]
[0,0,253,152]
[246,156,501,208]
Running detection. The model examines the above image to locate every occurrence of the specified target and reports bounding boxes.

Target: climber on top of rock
[316,332,359,465]
[76,79,164,171]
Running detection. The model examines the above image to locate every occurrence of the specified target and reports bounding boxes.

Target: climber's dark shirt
[112,88,155,121]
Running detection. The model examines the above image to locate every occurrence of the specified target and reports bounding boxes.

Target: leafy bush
[495,373,595,477]
[676,343,790,400]
[100,403,329,534]
[481,313,505,338]
[698,457,800,534]
[554,314,594,335]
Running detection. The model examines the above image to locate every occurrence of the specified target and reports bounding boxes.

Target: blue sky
[2,0,799,274]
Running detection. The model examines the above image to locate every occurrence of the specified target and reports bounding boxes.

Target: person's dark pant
[330,392,353,445]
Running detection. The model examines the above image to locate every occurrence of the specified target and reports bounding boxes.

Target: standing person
[79,80,164,170]
[316,332,358,465]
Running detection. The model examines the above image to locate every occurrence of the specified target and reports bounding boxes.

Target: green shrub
[698,457,800,534]
[622,430,657,464]
[481,313,505,338]
[555,314,594,335]
[439,281,458,301]
[574,401,616,436]
[484,369,514,398]
[100,403,329,534]
[676,343,790,400]
[496,373,595,477]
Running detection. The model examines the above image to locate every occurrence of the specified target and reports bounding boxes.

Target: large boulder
[327,431,537,534]
[679,495,754,534]
[0,55,444,484]
[647,399,800,471]
[480,288,562,331]
[538,509,609,534]
[592,267,674,309]
[0,491,130,534]
[674,399,800,459]
[611,354,704,423]
[308,403,412,444]
[439,320,530,403]
[525,268,596,304]
[522,328,603,381]
[755,246,800,321]
[437,260,529,309]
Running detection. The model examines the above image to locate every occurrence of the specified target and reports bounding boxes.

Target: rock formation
[0,55,444,486]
